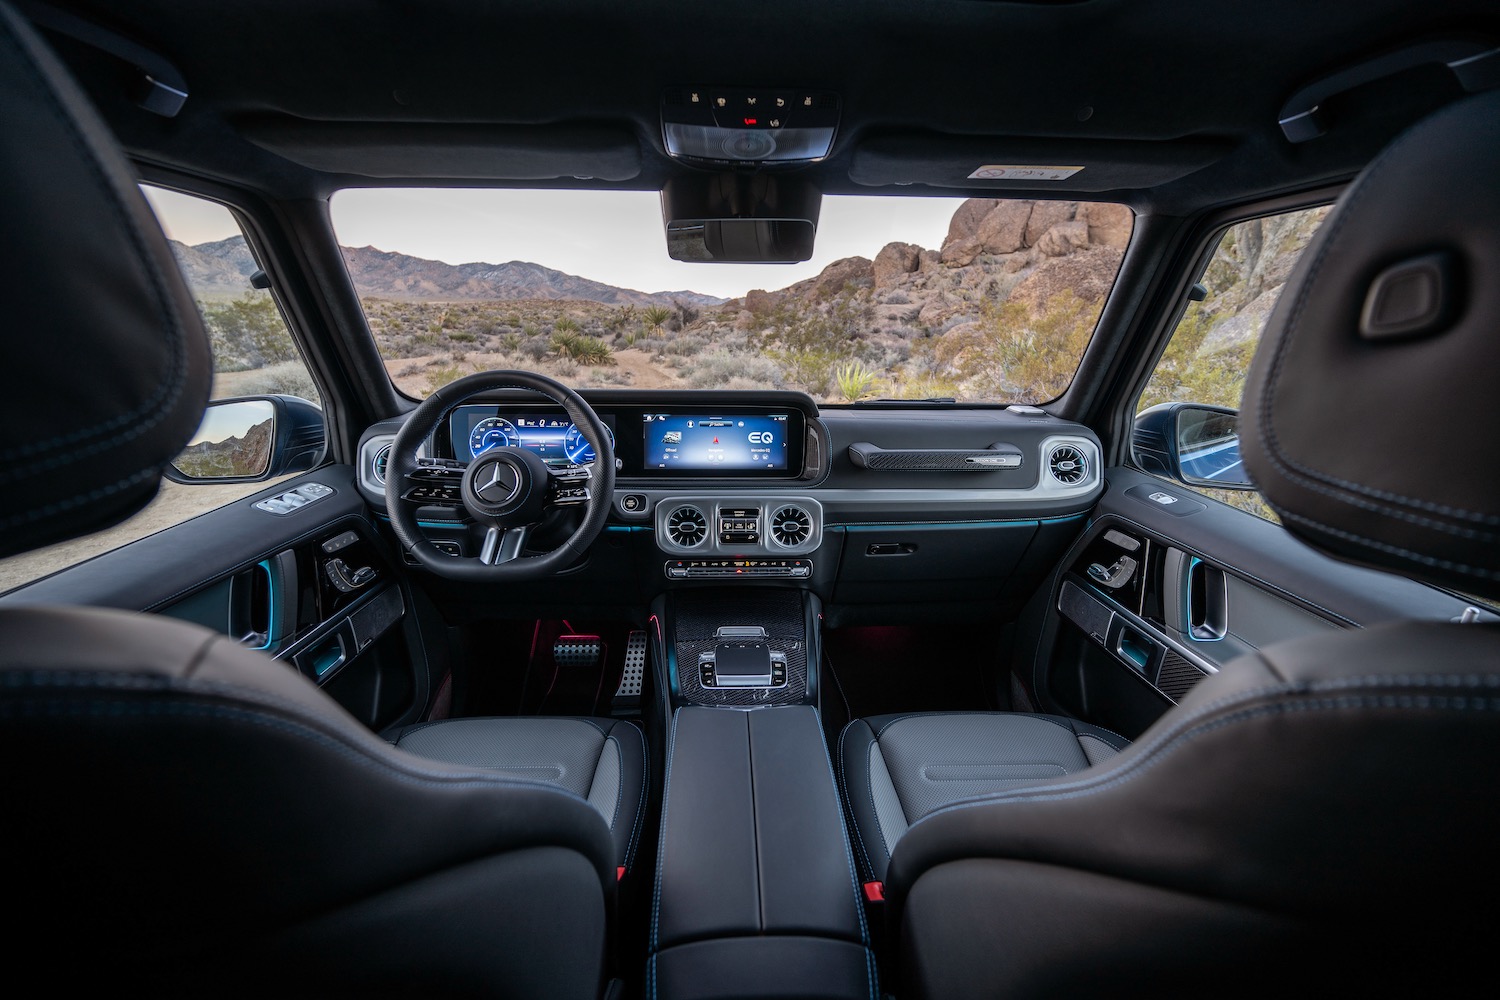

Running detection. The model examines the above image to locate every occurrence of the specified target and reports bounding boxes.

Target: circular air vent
[373,444,392,484]
[665,505,708,547]
[1048,444,1089,485]
[770,505,813,547]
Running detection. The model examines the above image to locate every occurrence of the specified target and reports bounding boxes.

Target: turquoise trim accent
[375,514,465,530]
[842,520,1040,531]
[312,643,344,677]
[253,559,275,652]
[606,525,649,534]
[1185,556,1224,642]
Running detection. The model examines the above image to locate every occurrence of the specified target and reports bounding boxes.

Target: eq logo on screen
[747,431,775,444]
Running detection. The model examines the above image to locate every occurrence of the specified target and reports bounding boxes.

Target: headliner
[20,0,1500,216]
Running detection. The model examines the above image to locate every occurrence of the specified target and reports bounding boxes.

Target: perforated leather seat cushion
[839,712,1127,882]
[388,716,648,873]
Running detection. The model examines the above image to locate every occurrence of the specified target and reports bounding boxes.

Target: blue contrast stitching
[837,719,877,878]
[621,720,648,871]
[649,707,680,953]
[812,710,878,1000]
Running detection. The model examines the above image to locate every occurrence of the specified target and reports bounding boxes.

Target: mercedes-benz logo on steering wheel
[474,458,520,504]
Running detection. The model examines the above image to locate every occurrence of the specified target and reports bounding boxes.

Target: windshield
[323,190,1131,403]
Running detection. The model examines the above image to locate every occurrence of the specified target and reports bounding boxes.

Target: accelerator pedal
[612,630,646,717]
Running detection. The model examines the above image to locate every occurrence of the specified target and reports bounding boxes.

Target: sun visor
[849,133,1230,193]
[239,118,642,181]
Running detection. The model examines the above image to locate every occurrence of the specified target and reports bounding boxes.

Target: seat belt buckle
[863,881,885,903]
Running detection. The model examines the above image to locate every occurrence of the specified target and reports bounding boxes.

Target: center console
[645,588,876,999]
[649,706,875,1000]
[655,588,819,707]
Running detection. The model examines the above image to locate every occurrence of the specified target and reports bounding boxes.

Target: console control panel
[698,626,788,688]
[666,558,812,579]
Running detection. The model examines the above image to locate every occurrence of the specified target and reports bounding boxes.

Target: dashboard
[435,398,808,479]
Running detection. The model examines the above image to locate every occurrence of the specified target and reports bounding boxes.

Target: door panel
[0,466,429,731]
[1024,468,1495,739]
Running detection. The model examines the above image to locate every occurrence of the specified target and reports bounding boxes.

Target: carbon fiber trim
[1157,649,1209,701]
[672,589,808,706]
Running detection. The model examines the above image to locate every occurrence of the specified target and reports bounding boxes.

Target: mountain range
[169,235,725,308]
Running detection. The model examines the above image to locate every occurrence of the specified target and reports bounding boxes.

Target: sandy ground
[0,477,295,594]
[384,348,687,397]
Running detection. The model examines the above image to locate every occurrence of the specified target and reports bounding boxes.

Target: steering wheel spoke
[478,526,531,565]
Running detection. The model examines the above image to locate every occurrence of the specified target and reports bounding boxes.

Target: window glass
[330,190,1133,404]
[1138,205,1331,520]
[0,187,321,592]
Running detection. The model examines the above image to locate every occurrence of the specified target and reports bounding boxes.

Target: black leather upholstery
[387,715,648,872]
[651,706,876,1000]
[0,1,211,558]
[838,90,1500,997]
[1240,89,1500,599]
[839,712,1126,882]
[0,7,647,994]
[0,607,624,994]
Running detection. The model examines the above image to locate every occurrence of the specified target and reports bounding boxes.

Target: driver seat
[0,6,643,996]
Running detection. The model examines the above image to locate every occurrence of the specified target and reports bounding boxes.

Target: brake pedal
[612,630,646,716]
[553,636,603,670]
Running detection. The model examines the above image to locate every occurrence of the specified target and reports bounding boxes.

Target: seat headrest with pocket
[1240,89,1500,600]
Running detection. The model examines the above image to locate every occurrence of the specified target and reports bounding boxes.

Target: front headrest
[1240,89,1500,600]
[0,3,211,560]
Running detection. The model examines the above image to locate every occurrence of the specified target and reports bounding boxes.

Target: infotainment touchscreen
[643,413,789,471]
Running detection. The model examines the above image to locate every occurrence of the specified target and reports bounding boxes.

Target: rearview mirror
[662,173,820,263]
[665,219,817,263]
[1133,402,1254,490]
[166,394,325,483]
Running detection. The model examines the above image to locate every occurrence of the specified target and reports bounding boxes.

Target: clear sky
[143,185,965,300]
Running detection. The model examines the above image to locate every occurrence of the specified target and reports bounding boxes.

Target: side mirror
[166,394,325,483]
[1133,402,1254,490]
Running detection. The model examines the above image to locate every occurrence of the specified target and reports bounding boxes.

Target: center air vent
[770,505,812,547]
[373,444,392,484]
[666,505,708,547]
[1048,444,1089,484]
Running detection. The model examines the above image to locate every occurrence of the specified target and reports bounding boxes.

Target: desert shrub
[426,363,467,394]
[449,331,477,343]
[520,335,551,361]
[234,361,322,405]
[201,293,299,372]
[883,290,911,304]
[686,349,783,389]
[939,290,1098,402]
[664,335,706,357]
[834,362,879,401]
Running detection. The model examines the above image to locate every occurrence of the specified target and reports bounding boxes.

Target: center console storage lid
[654,705,866,946]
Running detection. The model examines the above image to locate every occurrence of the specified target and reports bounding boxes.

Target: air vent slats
[666,505,708,547]
[373,444,391,484]
[1048,444,1088,484]
[769,505,812,547]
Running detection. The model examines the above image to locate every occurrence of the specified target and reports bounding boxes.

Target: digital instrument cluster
[449,406,614,465]
[442,403,806,478]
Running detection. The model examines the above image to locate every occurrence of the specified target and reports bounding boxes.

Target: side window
[1137,205,1331,519]
[0,186,322,592]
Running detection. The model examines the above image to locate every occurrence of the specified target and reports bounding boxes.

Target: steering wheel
[386,370,615,581]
